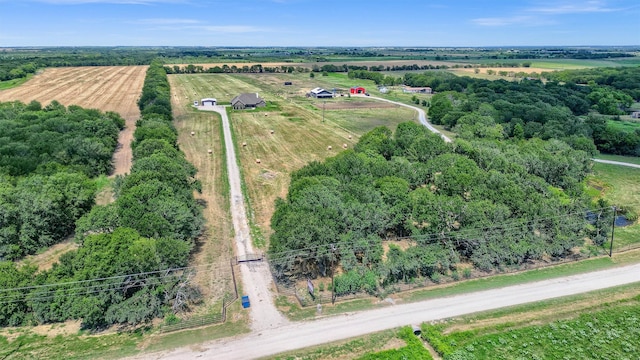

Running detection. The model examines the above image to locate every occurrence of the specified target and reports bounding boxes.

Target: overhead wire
[0,207,611,304]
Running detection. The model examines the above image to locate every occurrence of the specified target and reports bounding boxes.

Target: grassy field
[168,74,238,313]
[0,74,33,90]
[607,119,640,131]
[0,314,249,360]
[422,284,640,359]
[268,282,640,360]
[588,162,640,249]
[266,327,432,360]
[173,73,418,247]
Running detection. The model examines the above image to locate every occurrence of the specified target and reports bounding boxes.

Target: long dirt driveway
[205,105,288,332]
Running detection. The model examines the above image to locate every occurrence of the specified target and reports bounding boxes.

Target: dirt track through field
[0,66,148,176]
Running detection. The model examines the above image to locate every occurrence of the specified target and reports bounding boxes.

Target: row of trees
[0,101,123,260]
[411,70,638,155]
[0,60,204,328]
[269,123,606,294]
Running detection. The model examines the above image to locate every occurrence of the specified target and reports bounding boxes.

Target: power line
[267,207,606,262]
[0,207,609,301]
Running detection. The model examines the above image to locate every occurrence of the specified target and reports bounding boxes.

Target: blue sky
[0,0,638,47]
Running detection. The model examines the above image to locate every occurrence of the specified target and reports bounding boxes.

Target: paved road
[135,262,640,359]
[592,158,640,169]
[208,105,288,332]
[361,95,452,143]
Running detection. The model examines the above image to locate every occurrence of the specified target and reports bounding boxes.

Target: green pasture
[607,119,640,132]
[0,74,32,90]
[270,283,640,360]
[422,284,640,359]
[588,162,640,249]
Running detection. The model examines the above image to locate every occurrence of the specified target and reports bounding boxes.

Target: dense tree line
[404,70,638,155]
[0,100,124,177]
[543,66,640,101]
[0,60,204,329]
[0,101,123,260]
[269,122,606,295]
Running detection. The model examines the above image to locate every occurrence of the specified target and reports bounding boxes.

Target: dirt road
[206,106,288,332]
[357,94,452,143]
[135,262,640,359]
[592,158,640,169]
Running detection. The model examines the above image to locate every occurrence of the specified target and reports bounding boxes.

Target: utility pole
[330,243,336,304]
[610,206,617,257]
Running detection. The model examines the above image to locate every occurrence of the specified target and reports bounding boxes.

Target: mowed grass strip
[169,74,236,309]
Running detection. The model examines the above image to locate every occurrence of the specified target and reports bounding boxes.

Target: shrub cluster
[270,122,603,291]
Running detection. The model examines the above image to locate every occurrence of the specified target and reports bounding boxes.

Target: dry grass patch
[18,237,78,272]
[174,73,424,250]
[169,75,235,310]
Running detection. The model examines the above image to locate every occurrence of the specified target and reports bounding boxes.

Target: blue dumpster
[241,295,250,308]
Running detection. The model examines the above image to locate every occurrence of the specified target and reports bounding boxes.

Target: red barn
[350,86,366,94]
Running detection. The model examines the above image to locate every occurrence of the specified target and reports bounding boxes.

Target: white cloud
[197,25,268,33]
[472,16,532,27]
[530,0,619,14]
[472,1,623,27]
[134,18,201,25]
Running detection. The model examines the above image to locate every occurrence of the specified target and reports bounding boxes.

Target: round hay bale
[265,113,268,117]
[256,159,261,164]
[327,145,332,150]
[342,143,348,149]
[270,129,275,134]
[208,149,212,154]
[348,135,353,139]
[190,131,195,136]
[242,142,247,147]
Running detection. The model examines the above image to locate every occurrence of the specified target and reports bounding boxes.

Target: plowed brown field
[0,65,148,176]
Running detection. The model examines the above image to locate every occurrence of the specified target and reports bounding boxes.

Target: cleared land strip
[132,263,640,360]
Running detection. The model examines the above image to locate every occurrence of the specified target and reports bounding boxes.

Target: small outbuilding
[309,87,334,99]
[231,93,266,110]
[403,86,432,94]
[631,111,640,119]
[201,98,217,106]
[350,86,366,94]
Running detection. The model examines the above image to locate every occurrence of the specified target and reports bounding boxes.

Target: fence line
[159,259,239,333]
